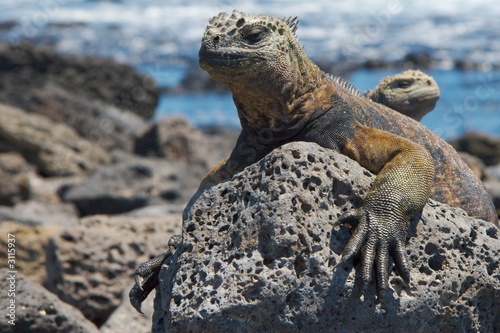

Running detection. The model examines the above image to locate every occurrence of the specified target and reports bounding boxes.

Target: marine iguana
[366,69,440,121]
[130,10,497,313]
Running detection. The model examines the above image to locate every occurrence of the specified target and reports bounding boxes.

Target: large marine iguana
[130,10,496,312]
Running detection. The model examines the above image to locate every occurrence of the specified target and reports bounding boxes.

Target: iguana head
[367,69,440,121]
[199,10,329,131]
[199,10,301,92]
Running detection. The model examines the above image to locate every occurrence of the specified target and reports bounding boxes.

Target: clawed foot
[334,207,411,301]
[129,234,181,313]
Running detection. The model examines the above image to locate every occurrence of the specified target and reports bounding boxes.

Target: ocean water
[1,0,499,139]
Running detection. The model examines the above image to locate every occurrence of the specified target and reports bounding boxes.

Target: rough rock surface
[0,221,61,284]
[450,131,500,166]
[59,157,205,216]
[100,285,155,333]
[29,84,147,151]
[0,41,159,119]
[153,142,500,333]
[0,152,32,205]
[45,214,182,327]
[0,200,78,227]
[0,268,99,333]
[134,116,216,169]
[0,103,111,177]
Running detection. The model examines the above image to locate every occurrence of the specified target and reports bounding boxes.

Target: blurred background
[1,0,498,139]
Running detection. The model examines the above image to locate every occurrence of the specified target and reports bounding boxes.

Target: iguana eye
[243,26,268,44]
[396,80,412,89]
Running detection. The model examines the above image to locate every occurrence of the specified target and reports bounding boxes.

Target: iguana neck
[227,54,336,138]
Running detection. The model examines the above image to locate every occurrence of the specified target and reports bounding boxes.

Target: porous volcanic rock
[152,142,500,333]
[45,214,182,327]
[0,268,99,333]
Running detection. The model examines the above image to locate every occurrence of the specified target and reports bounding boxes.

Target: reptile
[130,10,497,313]
[366,69,440,121]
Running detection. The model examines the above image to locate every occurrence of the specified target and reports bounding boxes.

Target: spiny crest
[206,9,299,37]
[327,74,364,97]
[284,16,299,36]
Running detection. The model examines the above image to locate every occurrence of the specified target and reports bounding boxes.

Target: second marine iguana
[130,10,497,312]
[366,69,440,121]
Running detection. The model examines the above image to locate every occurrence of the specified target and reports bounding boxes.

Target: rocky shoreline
[0,42,499,332]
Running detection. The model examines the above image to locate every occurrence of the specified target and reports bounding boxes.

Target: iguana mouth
[199,48,264,68]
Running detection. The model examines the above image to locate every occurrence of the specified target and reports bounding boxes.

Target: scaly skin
[366,69,440,121]
[130,10,497,312]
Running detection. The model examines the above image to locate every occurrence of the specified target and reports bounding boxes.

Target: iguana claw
[129,234,181,313]
[336,207,411,301]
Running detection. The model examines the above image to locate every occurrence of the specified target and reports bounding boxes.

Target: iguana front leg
[337,124,434,299]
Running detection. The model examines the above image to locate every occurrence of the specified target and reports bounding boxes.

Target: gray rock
[29,83,147,151]
[0,221,61,285]
[45,214,182,327]
[134,116,216,169]
[0,200,78,227]
[59,157,205,216]
[484,179,500,220]
[450,131,500,166]
[0,103,111,177]
[0,152,31,205]
[199,124,240,164]
[485,163,500,182]
[0,268,99,333]
[153,142,500,333]
[0,41,159,119]
[484,164,500,219]
[100,285,155,333]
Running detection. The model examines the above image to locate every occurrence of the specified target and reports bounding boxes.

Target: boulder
[0,41,159,119]
[0,103,111,177]
[484,164,500,219]
[0,268,99,333]
[45,214,182,327]
[59,157,205,216]
[0,201,78,227]
[152,142,500,333]
[457,152,486,180]
[0,221,61,285]
[199,124,240,163]
[0,152,32,205]
[100,286,155,333]
[450,131,500,166]
[29,84,147,151]
[134,116,216,169]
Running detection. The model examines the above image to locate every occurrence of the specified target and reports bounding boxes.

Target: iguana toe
[392,240,411,286]
[374,242,390,301]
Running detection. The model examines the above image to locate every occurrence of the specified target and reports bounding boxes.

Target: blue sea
[1,0,499,139]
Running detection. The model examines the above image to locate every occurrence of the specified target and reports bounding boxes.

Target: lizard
[128,68,441,313]
[365,69,440,121]
[129,10,497,313]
